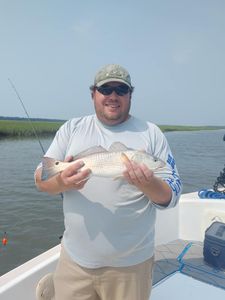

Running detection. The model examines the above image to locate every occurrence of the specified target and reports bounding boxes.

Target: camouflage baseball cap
[93,64,132,88]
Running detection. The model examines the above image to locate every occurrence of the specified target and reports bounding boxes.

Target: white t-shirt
[43,114,182,268]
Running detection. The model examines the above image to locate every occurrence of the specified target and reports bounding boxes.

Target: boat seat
[36,273,55,300]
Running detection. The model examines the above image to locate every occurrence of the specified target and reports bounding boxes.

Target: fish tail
[41,157,60,180]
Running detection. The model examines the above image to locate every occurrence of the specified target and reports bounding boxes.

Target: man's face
[92,81,132,126]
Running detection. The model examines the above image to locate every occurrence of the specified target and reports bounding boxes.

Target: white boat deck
[0,191,225,299]
[151,272,225,300]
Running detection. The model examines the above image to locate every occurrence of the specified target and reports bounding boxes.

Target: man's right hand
[35,156,91,195]
[56,156,91,191]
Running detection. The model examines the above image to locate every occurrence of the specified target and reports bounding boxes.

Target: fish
[42,142,165,180]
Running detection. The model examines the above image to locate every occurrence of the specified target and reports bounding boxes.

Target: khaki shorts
[54,247,154,300]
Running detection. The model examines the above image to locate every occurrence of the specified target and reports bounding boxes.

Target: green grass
[159,125,225,132]
[0,119,224,138]
[0,120,64,138]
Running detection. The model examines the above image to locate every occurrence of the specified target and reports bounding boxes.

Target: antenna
[8,78,45,154]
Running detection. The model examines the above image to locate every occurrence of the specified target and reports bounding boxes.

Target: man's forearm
[123,160,172,206]
[138,175,172,206]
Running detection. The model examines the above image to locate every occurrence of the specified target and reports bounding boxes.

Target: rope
[198,189,225,199]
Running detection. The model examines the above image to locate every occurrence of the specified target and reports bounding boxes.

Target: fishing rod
[2,80,46,247]
[8,78,64,241]
[8,78,45,154]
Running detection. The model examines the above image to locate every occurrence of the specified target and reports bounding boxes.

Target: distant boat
[0,191,225,300]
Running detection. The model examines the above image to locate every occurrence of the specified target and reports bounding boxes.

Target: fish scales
[79,151,133,177]
[41,143,165,180]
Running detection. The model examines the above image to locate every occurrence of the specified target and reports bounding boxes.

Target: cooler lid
[205,221,225,243]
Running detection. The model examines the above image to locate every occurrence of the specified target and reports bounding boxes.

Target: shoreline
[0,119,224,139]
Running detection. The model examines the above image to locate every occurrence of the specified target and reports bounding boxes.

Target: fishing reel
[213,167,225,194]
[213,134,225,194]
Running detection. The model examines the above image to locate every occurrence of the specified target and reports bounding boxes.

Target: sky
[0,0,225,126]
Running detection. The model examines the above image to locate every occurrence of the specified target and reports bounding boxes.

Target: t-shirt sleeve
[148,123,182,209]
[34,119,74,172]
[44,120,71,160]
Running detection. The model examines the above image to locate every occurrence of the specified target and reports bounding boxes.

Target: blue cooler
[203,221,225,269]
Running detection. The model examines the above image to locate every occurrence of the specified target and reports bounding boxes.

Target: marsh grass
[159,125,224,132]
[0,120,64,138]
[0,119,224,139]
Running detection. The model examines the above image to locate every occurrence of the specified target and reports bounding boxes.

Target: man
[35,64,182,300]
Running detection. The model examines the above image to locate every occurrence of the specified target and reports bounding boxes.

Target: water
[165,130,225,193]
[0,138,64,276]
[0,130,225,276]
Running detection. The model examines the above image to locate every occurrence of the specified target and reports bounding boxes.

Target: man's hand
[123,160,154,188]
[35,156,91,194]
[122,154,172,206]
[57,156,91,191]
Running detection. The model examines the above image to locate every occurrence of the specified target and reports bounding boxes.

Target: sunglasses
[96,84,130,96]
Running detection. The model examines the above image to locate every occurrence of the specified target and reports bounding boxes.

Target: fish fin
[42,157,61,180]
[73,146,107,160]
[73,143,131,160]
[113,175,124,180]
[108,142,131,152]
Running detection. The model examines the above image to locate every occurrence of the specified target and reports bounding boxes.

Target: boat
[0,191,225,299]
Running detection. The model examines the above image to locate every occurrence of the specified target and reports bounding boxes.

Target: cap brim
[95,78,131,88]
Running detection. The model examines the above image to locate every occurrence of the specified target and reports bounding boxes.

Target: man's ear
[128,92,132,101]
